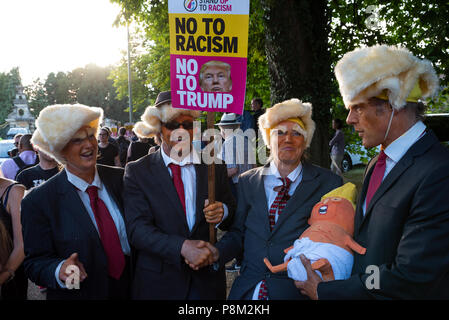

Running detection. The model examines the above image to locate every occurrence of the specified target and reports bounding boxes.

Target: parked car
[6,127,30,139]
[341,113,449,172]
[342,144,380,173]
[0,139,15,167]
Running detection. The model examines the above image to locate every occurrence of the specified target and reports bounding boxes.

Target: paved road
[28,280,46,300]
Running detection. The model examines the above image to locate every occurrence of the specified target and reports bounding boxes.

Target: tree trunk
[261,0,332,168]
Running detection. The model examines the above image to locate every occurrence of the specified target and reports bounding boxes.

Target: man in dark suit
[215,98,343,300]
[124,91,236,300]
[21,104,132,300]
[296,45,449,299]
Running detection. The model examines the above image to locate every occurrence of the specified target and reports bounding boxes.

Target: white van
[6,127,30,139]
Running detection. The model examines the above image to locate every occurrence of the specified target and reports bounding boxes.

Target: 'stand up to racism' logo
[184,0,198,12]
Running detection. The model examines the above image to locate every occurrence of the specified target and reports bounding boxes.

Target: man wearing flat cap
[124,91,236,299]
[215,98,342,300]
[21,104,132,300]
[297,45,449,299]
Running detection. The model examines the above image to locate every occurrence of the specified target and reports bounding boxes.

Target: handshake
[181,239,219,270]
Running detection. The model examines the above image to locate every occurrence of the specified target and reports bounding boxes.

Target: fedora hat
[215,113,241,126]
[133,90,201,139]
[153,91,172,108]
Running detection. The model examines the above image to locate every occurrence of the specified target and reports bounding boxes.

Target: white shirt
[55,168,131,287]
[161,147,229,231]
[252,161,304,300]
[363,121,427,215]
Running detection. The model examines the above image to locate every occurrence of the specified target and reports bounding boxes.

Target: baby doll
[264,183,366,281]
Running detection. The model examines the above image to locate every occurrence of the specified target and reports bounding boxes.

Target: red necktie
[268,177,292,231]
[168,163,186,214]
[365,150,387,210]
[86,186,125,280]
[258,177,292,300]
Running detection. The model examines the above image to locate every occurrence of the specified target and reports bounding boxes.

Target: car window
[424,114,449,143]
[0,142,14,158]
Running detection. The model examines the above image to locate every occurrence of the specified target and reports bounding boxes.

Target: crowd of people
[0,44,448,300]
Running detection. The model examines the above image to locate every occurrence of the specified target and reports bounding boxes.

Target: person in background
[0,173,26,299]
[126,135,156,163]
[97,127,121,167]
[296,45,449,300]
[115,127,130,167]
[329,118,345,177]
[1,134,38,180]
[251,98,265,135]
[236,109,255,133]
[21,104,132,300]
[16,148,60,191]
[0,219,12,276]
[7,134,23,158]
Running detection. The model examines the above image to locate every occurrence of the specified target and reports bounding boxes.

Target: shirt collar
[161,146,200,167]
[66,167,102,192]
[269,161,303,184]
[384,121,426,163]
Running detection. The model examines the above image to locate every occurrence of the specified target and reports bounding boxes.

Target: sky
[0,0,129,86]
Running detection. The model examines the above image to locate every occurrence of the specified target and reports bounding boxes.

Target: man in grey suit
[124,91,236,299]
[297,45,449,299]
[216,98,342,300]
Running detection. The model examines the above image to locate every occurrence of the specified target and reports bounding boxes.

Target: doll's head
[307,183,357,235]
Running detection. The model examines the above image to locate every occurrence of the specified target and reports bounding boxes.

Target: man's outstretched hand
[294,254,322,300]
[182,240,219,270]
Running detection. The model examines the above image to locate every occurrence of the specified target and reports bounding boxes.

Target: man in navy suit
[124,91,236,299]
[216,98,342,300]
[21,104,132,300]
[297,45,449,299]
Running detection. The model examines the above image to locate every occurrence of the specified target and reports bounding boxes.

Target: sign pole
[207,112,216,244]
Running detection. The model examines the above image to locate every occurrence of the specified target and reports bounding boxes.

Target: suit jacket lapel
[190,164,207,236]
[354,159,375,235]
[97,166,123,217]
[271,162,319,237]
[253,165,272,236]
[56,170,102,244]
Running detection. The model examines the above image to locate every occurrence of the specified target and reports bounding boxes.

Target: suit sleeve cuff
[55,260,67,289]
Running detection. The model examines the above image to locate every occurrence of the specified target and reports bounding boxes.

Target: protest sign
[169,0,250,115]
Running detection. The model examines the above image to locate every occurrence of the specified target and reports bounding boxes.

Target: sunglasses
[163,120,194,131]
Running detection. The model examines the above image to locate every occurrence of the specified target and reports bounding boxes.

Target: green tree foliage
[0,67,22,128]
[329,1,449,162]
[108,32,156,119]
[25,65,129,122]
[24,78,48,118]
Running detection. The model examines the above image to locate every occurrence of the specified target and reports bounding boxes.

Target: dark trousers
[108,255,131,300]
[1,264,28,300]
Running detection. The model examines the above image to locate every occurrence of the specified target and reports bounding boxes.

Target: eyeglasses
[163,121,194,131]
